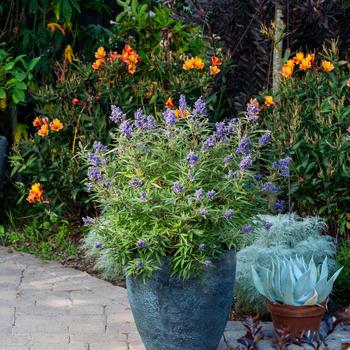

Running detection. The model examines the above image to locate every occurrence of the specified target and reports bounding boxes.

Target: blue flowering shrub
[83,96,285,279]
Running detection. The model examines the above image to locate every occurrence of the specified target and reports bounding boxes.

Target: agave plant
[251,256,343,306]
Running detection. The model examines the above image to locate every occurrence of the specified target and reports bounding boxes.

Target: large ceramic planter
[268,300,326,338]
[0,136,7,192]
[126,250,236,350]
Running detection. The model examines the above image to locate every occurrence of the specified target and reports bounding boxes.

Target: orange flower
[165,98,174,108]
[27,182,44,204]
[127,64,137,74]
[183,57,205,70]
[37,124,49,137]
[321,60,334,73]
[293,52,304,64]
[347,79,350,88]
[264,96,275,107]
[210,65,220,75]
[299,58,312,71]
[306,53,315,65]
[108,51,118,62]
[281,61,294,78]
[95,47,106,59]
[175,108,190,119]
[33,117,42,127]
[120,44,135,63]
[92,59,105,70]
[211,56,222,66]
[50,118,64,132]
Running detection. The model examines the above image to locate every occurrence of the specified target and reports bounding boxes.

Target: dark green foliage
[335,240,350,294]
[161,0,350,112]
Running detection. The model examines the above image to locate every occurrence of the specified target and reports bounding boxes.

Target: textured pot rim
[268,299,327,317]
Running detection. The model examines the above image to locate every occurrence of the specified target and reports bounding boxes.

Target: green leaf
[0,88,5,99]
[12,89,26,104]
[29,57,41,71]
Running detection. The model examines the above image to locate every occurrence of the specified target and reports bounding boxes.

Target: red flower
[72,98,81,105]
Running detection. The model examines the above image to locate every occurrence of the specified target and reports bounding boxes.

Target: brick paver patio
[0,247,349,350]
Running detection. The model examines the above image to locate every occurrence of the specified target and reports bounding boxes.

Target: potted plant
[83,97,282,350]
[252,256,343,338]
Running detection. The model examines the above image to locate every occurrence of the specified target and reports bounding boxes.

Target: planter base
[268,300,326,338]
[126,250,236,350]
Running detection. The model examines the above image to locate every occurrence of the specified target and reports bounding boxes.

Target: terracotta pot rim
[268,300,327,310]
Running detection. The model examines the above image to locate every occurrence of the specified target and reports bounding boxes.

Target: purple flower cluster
[136,239,146,248]
[95,242,103,249]
[273,199,286,212]
[224,155,233,164]
[82,216,94,226]
[192,97,207,116]
[195,188,204,201]
[259,132,271,145]
[202,135,217,150]
[109,105,126,124]
[93,141,107,153]
[135,109,156,130]
[215,122,229,142]
[87,152,106,167]
[263,221,273,230]
[186,152,199,168]
[140,191,147,201]
[119,120,133,138]
[136,261,144,270]
[273,157,292,177]
[261,181,281,192]
[246,98,260,122]
[163,109,177,127]
[239,155,253,170]
[130,178,143,189]
[88,167,103,181]
[172,182,184,194]
[179,95,187,112]
[236,137,251,156]
[242,224,252,234]
[199,207,208,215]
[198,243,206,250]
[206,190,216,200]
[226,118,238,133]
[225,209,235,220]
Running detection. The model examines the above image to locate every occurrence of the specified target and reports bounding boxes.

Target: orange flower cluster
[119,44,141,74]
[92,45,141,74]
[321,60,334,73]
[27,182,44,204]
[183,56,205,71]
[165,98,174,108]
[33,116,63,136]
[282,52,315,78]
[210,56,221,76]
[347,79,350,88]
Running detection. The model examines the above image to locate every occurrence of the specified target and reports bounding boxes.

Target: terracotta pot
[268,300,326,338]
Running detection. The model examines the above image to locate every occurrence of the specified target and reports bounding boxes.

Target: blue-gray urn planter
[126,250,236,350]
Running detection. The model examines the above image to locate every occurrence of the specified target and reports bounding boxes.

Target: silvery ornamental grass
[82,96,286,280]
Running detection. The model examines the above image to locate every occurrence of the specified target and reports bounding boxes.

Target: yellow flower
[175,108,190,119]
[321,60,334,73]
[95,47,106,60]
[293,52,304,64]
[281,62,294,78]
[183,58,194,70]
[64,45,75,63]
[210,65,220,75]
[47,22,65,35]
[264,96,275,107]
[50,118,64,132]
[286,59,295,68]
[27,182,44,204]
[0,99,6,111]
[299,58,312,71]
[37,124,49,137]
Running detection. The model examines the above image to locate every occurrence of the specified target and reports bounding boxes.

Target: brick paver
[0,247,349,350]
